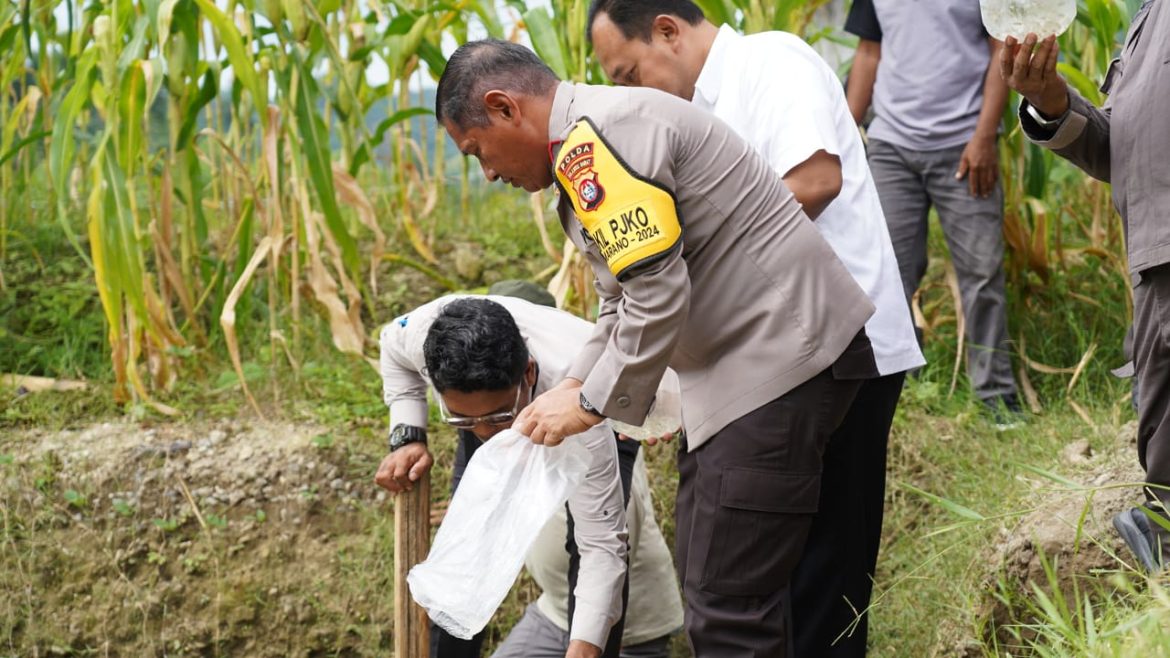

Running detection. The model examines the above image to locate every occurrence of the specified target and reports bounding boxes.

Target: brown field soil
[0,419,399,657]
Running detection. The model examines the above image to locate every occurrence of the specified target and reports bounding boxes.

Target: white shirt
[693,25,924,376]
[528,450,684,645]
[379,294,628,646]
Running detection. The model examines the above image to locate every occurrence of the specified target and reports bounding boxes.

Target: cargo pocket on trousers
[699,466,821,597]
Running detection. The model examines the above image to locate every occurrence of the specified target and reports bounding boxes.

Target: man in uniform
[375,295,630,658]
[435,39,879,656]
[1000,0,1170,572]
[845,0,1024,427]
[585,1,924,653]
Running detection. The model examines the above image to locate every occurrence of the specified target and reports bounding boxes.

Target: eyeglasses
[438,381,530,430]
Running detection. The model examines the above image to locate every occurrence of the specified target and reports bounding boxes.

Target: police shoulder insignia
[553,118,682,281]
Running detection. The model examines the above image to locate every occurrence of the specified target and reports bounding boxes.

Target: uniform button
[617,395,631,408]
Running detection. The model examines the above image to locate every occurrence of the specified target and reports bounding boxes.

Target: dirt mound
[8,419,380,515]
[931,421,1146,656]
[0,419,398,657]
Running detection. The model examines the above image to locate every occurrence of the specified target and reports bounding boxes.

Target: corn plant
[694,0,831,36]
[0,0,492,412]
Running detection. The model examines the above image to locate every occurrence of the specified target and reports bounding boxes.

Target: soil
[931,420,1146,656]
[0,418,397,657]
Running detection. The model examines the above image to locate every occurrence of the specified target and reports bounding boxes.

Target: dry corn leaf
[1067,342,1098,394]
[945,258,966,397]
[220,235,274,419]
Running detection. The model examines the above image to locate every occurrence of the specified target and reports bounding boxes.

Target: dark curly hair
[423,298,529,393]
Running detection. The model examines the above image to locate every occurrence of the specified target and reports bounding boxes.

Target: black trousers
[791,372,906,657]
[674,331,875,657]
[1134,264,1170,541]
[431,431,638,658]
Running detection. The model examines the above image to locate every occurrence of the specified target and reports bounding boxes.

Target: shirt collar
[693,24,738,108]
[548,81,578,159]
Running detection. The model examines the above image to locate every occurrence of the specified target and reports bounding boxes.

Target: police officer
[586,1,925,653]
[1001,0,1170,572]
[435,39,879,657]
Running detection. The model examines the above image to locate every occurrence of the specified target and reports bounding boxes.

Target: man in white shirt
[587,1,923,655]
[375,293,676,658]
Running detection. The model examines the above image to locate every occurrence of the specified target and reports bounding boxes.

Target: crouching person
[374,294,631,658]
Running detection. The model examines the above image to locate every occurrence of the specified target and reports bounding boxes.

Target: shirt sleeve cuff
[389,400,429,430]
[1020,92,1089,151]
[581,365,656,426]
[568,600,616,648]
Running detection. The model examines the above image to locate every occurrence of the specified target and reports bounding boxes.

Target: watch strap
[1025,101,1066,130]
[579,391,603,418]
[389,424,427,451]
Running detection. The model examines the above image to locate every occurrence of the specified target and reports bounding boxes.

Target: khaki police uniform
[547,81,878,656]
[1021,0,1170,541]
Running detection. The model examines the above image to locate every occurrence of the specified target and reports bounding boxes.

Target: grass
[1,184,1165,657]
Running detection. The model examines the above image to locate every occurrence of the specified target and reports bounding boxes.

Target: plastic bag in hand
[406,428,592,639]
[609,368,682,441]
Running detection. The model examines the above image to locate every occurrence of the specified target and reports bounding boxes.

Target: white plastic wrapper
[609,369,683,441]
[980,0,1075,41]
[406,429,592,639]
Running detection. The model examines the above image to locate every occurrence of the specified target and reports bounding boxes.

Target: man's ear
[483,89,521,124]
[652,14,682,45]
[525,357,537,388]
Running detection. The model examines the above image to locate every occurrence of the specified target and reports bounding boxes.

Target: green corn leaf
[50,50,98,266]
[291,54,360,276]
[523,8,569,80]
[99,143,149,319]
[193,0,266,115]
[0,130,49,168]
[1057,62,1104,106]
[351,107,434,175]
[417,39,446,78]
[116,15,150,74]
[118,61,147,177]
[177,69,219,147]
[692,0,737,30]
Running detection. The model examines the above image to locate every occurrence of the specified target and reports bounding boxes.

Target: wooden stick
[394,475,431,658]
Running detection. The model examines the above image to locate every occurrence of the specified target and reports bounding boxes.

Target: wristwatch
[388,424,427,452]
[1025,102,1067,130]
[579,392,604,418]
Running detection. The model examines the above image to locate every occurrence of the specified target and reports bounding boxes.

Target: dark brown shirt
[1021,0,1170,277]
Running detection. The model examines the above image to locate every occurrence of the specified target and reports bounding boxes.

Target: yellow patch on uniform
[553,118,681,281]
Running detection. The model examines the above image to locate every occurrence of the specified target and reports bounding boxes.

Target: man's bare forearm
[975,38,1010,141]
[847,39,881,125]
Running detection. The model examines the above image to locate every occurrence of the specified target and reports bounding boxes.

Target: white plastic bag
[608,368,682,441]
[980,0,1075,41]
[406,429,592,639]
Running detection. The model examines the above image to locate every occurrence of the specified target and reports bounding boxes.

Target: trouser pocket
[698,466,821,597]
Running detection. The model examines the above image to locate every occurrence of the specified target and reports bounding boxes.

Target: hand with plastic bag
[406,428,592,640]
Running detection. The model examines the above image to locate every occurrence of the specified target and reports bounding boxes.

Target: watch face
[390,426,424,450]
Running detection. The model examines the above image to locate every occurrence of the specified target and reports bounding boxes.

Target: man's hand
[1001,34,1069,119]
[565,640,602,658]
[514,380,603,447]
[956,134,999,198]
[373,442,433,494]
